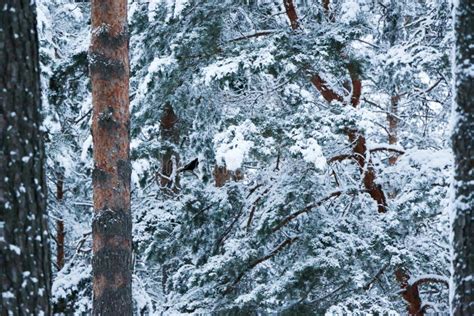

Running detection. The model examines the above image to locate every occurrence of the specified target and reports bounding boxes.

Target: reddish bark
[90,0,132,314]
[322,0,335,22]
[310,75,344,103]
[322,0,331,12]
[160,103,180,189]
[213,166,243,187]
[284,0,387,212]
[395,268,423,316]
[283,0,300,30]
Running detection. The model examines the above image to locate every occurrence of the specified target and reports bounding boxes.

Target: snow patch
[290,138,326,170]
[214,120,257,171]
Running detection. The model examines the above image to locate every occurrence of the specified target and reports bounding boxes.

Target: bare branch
[228,30,276,43]
[369,147,405,155]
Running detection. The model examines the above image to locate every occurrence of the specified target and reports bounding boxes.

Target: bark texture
[213,166,244,188]
[56,171,65,270]
[285,0,387,212]
[160,103,180,190]
[90,0,132,314]
[0,1,51,314]
[452,1,474,314]
[388,95,399,165]
[395,268,423,316]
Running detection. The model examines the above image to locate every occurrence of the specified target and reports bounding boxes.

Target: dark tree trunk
[451,1,474,314]
[56,171,65,270]
[89,0,132,314]
[0,1,51,314]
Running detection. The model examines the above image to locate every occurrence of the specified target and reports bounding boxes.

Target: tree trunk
[160,103,180,190]
[213,166,244,187]
[56,171,65,270]
[395,268,424,316]
[0,1,51,314]
[388,95,399,166]
[90,0,132,314]
[285,0,387,212]
[451,0,474,314]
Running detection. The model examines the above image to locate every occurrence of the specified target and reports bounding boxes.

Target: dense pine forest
[1,0,473,315]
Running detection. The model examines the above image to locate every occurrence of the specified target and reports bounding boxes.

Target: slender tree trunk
[56,171,65,270]
[0,1,51,314]
[89,0,132,314]
[451,0,474,314]
[388,95,399,166]
[160,103,180,190]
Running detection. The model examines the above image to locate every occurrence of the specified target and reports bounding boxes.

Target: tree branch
[224,237,299,293]
[409,274,449,288]
[271,191,343,233]
[369,147,405,155]
[228,30,276,43]
[328,154,355,163]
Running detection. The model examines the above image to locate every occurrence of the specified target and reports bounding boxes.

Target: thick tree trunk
[90,0,132,314]
[56,171,65,270]
[0,1,51,314]
[451,1,474,314]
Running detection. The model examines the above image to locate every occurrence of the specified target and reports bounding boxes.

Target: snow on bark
[451,0,474,314]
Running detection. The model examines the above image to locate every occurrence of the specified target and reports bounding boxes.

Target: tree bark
[0,1,51,314]
[90,0,132,314]
[56,171,65,270]
[388,95,399,166]
[213,166,243,187]
[160,103,180,190]
[285,0,387,212]
[395,268,423,316]
[451,1,474,314]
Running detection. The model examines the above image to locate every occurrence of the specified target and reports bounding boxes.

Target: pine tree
[451,0,474,314]
[89,0,132,314]
[0,1,51,314]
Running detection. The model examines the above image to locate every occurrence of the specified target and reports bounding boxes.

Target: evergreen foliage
[36,0,453,314]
